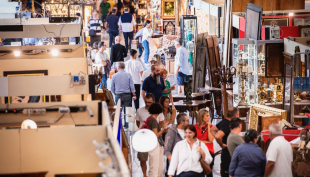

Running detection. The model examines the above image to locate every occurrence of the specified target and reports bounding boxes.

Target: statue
[183,78,193,104]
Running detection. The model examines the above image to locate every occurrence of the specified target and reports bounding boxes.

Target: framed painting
[262,17,289,27]
[245,3,263,40]
[293,16,310,26]
[163,20,175,35]
[265,43,284,77]
[162,0,175,19]
[299,25,310,37]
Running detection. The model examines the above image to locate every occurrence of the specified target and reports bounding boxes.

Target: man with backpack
[135,93,164,177]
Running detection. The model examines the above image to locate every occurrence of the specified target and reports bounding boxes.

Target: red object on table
[261,129,302,143]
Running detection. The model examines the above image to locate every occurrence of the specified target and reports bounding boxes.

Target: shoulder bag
[199,141,212,175]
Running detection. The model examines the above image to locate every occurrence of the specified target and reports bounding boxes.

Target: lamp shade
[132,129,157,152]
[21,119,37,129]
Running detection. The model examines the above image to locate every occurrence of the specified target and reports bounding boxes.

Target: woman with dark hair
[168,125,213,177]
[147,103,169,177]
[195,108,214,177]
[159,96,176,125]
[115,0,123,17]
[229,129,266,177]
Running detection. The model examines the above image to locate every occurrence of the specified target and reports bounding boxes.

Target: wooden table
[172,93,211,102]
[172,100,212,124]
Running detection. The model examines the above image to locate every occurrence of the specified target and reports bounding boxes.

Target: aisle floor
[101,32,222,177]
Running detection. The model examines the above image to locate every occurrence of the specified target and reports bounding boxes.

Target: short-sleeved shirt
[100,2,110,16]
[135,107,164,128]
[227,132,244,157]
[106,14,119,32]
[162,80,171,97]
[216,119,232,164]
[142,75,165,103]
[125,59,144,84]
[266,136,293,177]
[195,123,214,154]
[95,51,108,74]
[148,117,164,146]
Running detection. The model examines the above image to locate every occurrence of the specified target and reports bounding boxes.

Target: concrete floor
[101,32,222,177]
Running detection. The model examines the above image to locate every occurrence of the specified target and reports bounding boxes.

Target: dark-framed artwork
[293,16,310,26]
[265,43,284,77]
[298,25,310,37]
[262,17,289,26]
[163,20,175,35]
[3,70,60,104]
[245,3,263,40]
[282,52,293,122]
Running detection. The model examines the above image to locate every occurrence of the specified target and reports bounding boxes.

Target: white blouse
[168,139,213,176]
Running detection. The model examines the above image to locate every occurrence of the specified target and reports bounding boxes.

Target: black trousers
[220,149,231,177]
[207,153,215,177]
[134,84,141,110]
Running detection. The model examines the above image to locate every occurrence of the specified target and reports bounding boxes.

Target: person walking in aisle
[125,49,144,110]
[168,125,213,177]
[136,93,164,177]
[142,20,153,64]
[142,64,175,103]
[227,118,244,156]
[105,8,119,47]
[118,7,136,53]
[174,39,190,94]
[210,107,239,177]
[94,41,110,89]
[229,129,266,177]
[110,36,127,69]
[264,124,293,177]
[141,58,157,83]
[147,103,169,177]
[135,22,146,55]
[164,113,189,176]
[111,62,136,128]
[195,108,215,177]
[99,0,110,25]
[88,9,103,46]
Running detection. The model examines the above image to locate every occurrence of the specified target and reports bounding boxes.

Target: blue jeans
[98,74,107,89]
[123,32,133,53]
[138,45,143,55]
[142,40,149,64]
[108,30,118,47]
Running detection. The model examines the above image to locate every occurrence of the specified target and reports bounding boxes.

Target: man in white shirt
[141,58,157,84]
[264,124,293,177]
[118,7,136,53]
[142,20,153,64]
[174,39,190,94]
[125,49,144,110]
[95,41,110,89]
[136,93,164,177]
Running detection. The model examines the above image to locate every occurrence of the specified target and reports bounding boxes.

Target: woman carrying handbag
[168,125,212,177]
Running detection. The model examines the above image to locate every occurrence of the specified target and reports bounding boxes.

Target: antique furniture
[172,93,211,102]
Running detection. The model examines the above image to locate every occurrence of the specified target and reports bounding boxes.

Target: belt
[115,93,131,95]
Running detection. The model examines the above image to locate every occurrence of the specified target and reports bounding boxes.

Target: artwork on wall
[262,17,289,26]
[245,3,263,40]
[163,20,175,35]
[293,16,310,26]
[161,0,175,19]
[3,70,61,104]
[299,25,310,37]
[265,43,284,77]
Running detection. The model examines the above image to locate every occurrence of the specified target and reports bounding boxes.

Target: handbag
[89,29,96,37]
[199,141,212,175]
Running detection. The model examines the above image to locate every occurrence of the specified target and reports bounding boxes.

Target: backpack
[141,117,153,129]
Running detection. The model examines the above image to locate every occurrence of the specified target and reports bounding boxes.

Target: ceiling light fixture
[51,50,58,56]
[14,51,21,57]
[289,12,294,16]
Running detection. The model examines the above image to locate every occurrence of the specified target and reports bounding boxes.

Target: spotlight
[14,51,21,57]
[51,50,58,56]
[21,119,37,129]
[289,12,294,16]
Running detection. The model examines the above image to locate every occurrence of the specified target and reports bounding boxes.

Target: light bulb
[51,50,58,56]
[14,51,21,57]
[289,12,294,16]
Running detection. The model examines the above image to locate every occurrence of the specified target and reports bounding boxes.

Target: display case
[45,3,69,17]
[232,38,284,108]
[69,3,83,17]
[180,15,197,48]
[82,4,94,26]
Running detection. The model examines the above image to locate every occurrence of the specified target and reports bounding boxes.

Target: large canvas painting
[245,3,263,40]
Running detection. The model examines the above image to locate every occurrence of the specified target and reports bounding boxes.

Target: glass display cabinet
[45,3,69,17]
[69,4,83,17]
[180,15,197,48]
[232,38,284,108]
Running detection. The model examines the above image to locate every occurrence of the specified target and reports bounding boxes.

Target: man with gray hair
[111,62,136,128]
[174,39,190,94]
[118,7,136,53]
[264,124,293,177]
[164,113,189,175]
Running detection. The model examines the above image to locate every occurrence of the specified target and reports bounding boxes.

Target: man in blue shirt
[141,64,175,103]
[111,62,136,128]
[105,8,119,47]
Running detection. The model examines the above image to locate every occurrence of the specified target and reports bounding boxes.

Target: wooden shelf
[294,115,309,119]
[294,100,310,105]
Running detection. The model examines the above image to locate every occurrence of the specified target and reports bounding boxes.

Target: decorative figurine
[183,78,193,104]
[257,86,267,105]
[295,90,302,102]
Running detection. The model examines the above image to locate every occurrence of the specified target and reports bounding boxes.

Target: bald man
[110,36,127,69]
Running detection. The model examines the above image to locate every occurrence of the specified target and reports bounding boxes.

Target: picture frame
[262,17,289,27]
[282,52,293,122]
[293,16,310,26]
[161,0,175,19]
[163,20,175,35]
[265,43,284,78]
[299,25,310,37]
[245,3,263,40]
